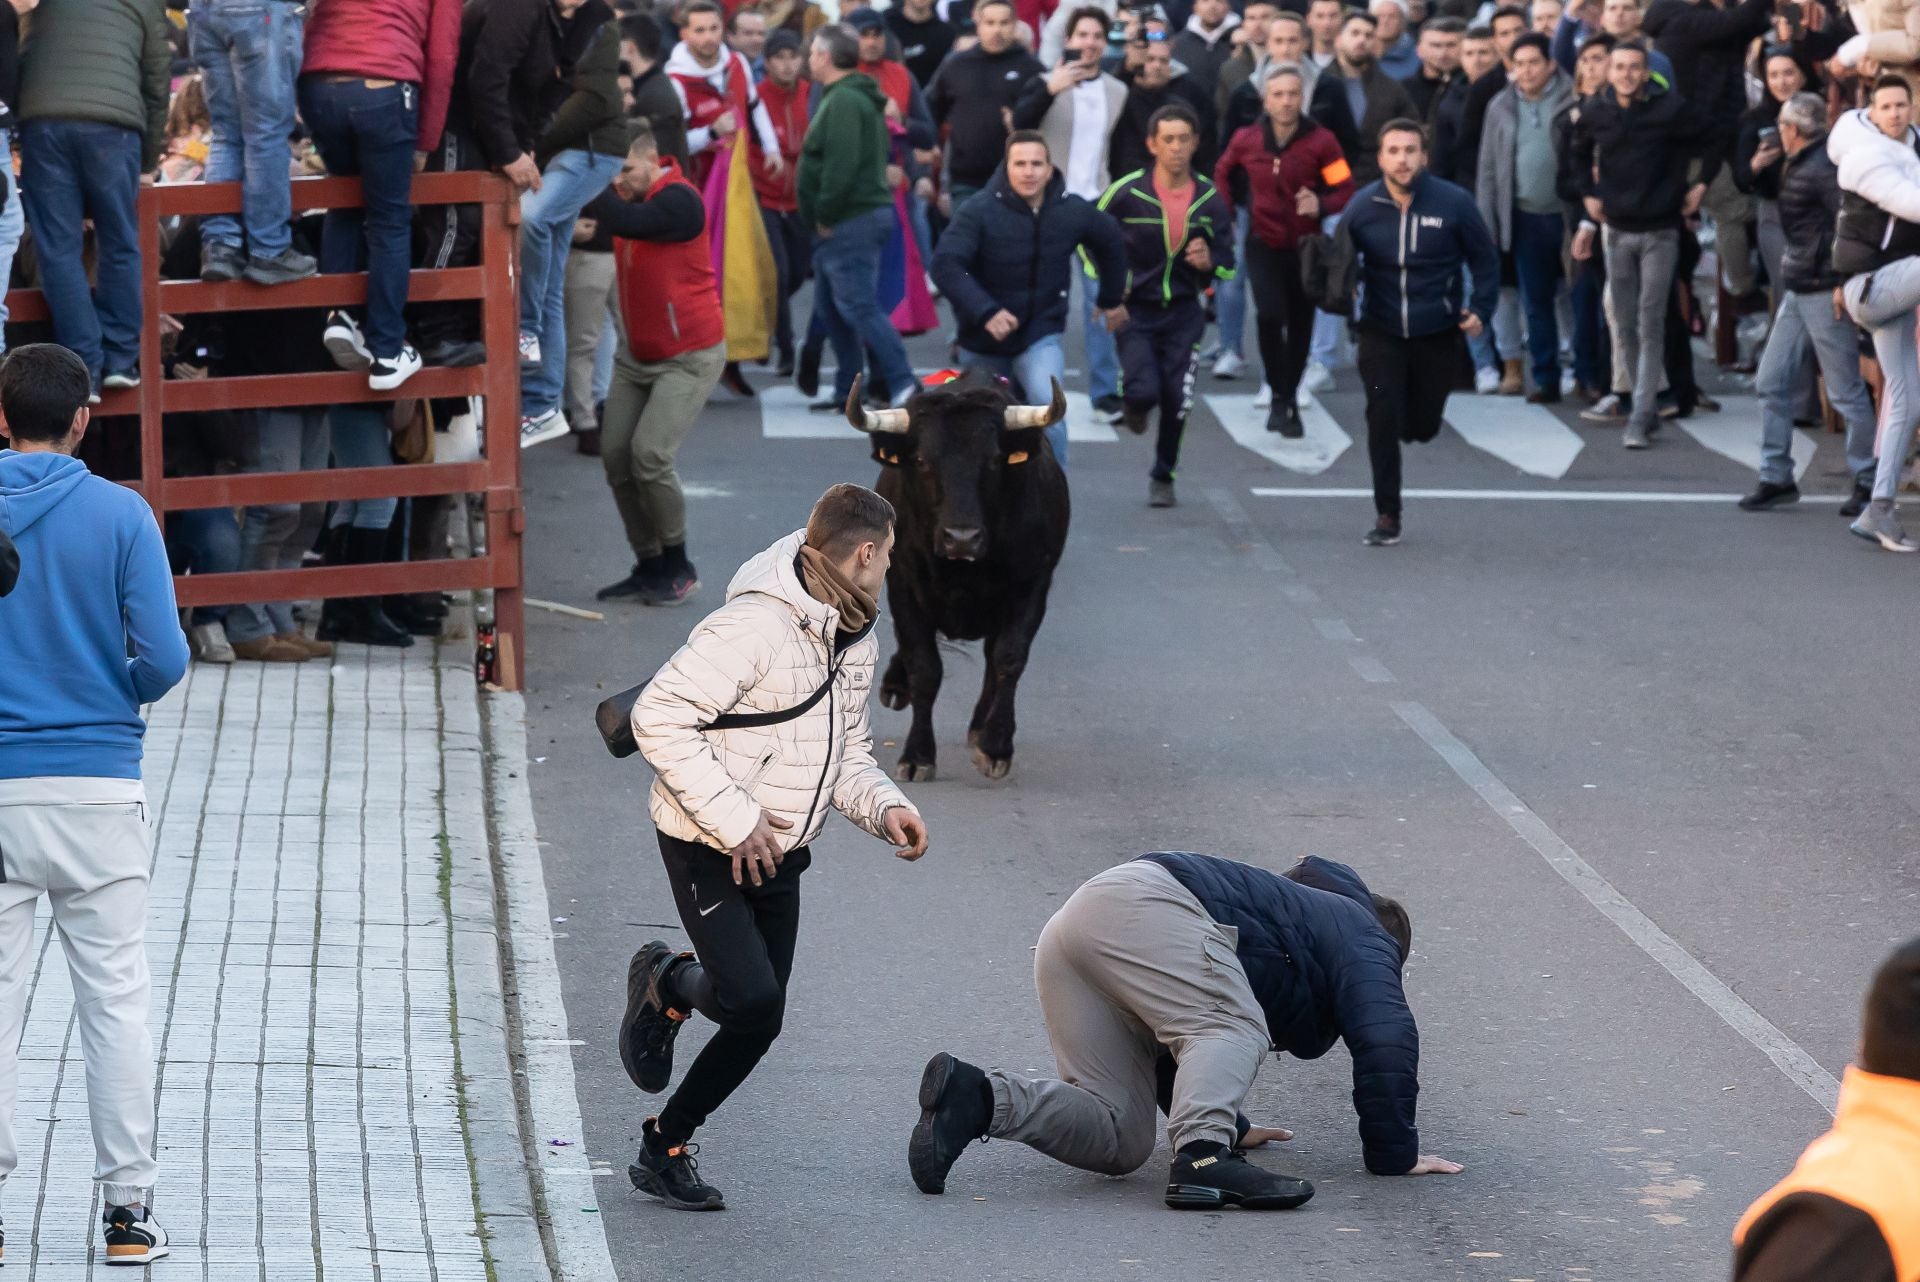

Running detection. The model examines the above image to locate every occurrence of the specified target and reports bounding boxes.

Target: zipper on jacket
[797,671,835,840]
[742,748,778,791]
[1396,199,1411,337]
[667,300,680,340]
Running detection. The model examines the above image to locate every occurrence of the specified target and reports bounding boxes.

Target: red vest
[671,52,755,186]
[858,57,912,119]
[752,76,809,211]
[613,160,725,362]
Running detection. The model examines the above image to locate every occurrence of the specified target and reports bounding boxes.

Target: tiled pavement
[3,642,541,1281]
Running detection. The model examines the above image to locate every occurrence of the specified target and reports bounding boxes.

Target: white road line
[1392,700,1842,1116]
[1251,487,1845,503]
[1206,392,1353,474]
[1349,655,1396,683]
[1313,618,1359,642]
[1443,394,1586,478]
[1677,397,1817,482]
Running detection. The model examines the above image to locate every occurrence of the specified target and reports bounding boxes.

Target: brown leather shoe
[575,427,602,457]
[1498,357,1524,396]
[276,630,334,659]
[232,636,309,663]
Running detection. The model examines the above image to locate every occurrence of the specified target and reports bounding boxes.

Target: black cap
[766,27,802,55]
[845,6,885,30]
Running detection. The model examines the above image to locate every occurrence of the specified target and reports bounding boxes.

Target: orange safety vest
[1732,1067,1920,1282]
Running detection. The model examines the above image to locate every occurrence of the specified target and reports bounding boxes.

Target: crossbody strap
[703,658,843,731]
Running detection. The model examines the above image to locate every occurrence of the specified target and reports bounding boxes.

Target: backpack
[1299,216,1358,317]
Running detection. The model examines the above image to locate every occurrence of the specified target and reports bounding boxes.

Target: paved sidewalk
[2,642,555,1281]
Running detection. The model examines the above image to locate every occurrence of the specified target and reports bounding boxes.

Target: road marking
[1061,391,1121,442]
[759,384,1115,440]
[1443,395,1586,478]
[1206,392,1353,474]
[1676,397,1816,482]
[1206,487,1294,573]
[1313,618,1358,642]
[1349,655,1396,683]
[1251,487,1845,503]
[1391,700,1841,1116]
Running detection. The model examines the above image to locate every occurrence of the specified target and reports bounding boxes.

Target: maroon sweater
[1215,115,1356,251]
[302,0,463,153]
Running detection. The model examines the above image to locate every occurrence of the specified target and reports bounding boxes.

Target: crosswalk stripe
[1250,486,1846,502]
[1204,392,1353,475]
[1675,396,1815,481]
[1060,392,1120,442]
[1442,394,1585,479]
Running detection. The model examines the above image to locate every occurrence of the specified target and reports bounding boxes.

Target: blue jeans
[1512,209,1564,391]
[1213,207,1250,359]
[520,148,622,417]
[815,205,915,405]
[227,407,330,643]
[20,120,141,380]
[167,509,242,627]
[297,75,419,359]
[1759,291,1877,488]
[191,0,302,258]
[1569,257,1606,390]
[1075,272,1118,403]
[958,332,1069,468]
[0,128,23,345]
[327,403,398,530]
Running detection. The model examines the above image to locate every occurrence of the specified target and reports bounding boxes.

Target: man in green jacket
[18,0,171,397]
[796,24,915,410]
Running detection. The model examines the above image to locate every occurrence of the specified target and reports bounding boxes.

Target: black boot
[1165,1140,1314,1210]
[382,592,448,636]
[318,528,414,648]
[631,1118,724,1211]
[909,1052,992,1194]
[795,340,823,398]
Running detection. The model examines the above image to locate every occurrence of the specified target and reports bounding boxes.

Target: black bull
[847,371,1071,781]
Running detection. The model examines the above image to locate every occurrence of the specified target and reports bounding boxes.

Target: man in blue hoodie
[0,344,186,1265]
[908,851,1461,1210]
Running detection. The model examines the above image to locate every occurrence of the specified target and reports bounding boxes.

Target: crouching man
[909,852,1461,1209]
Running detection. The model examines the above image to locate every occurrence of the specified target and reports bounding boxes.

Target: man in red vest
[580,122,727,608]
[667,0,776,188]
[753,30,811,377]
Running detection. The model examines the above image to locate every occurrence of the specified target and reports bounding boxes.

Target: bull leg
[880,651,909,711]
[890,591,943,782]
[970,582,1054,780]
[966,637,1001,749]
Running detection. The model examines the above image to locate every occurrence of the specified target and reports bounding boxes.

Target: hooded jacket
[1170,11,1241,93]
[930,166,1128,356]
[1344,170,1500,338]
[1215,114,1356,252]
[1136,852,1421,1176]
[797,71,894,229]
[1475,68,1577,251]
[0,450,187,781]
[632,529,916,854]
[1829,106,1920,275]
[0,527,14,596]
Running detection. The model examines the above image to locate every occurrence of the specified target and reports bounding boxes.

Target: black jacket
[1571,84,1714,232]
[1111,75,1219,181]
[883,7,954,88]
[630,62,690,169]
[1732,98,1786,199]
[1137,853,1420,1176]
[1776,138,1844,293]
[1642,0,1774,158]
[925,44,1045,189]
[1450,66,1506,194]
[535,7,626,167]
[448,0,616,169]
[930,166,1127,356]
[1097,168,1235,306]
[1309,62,1417,188]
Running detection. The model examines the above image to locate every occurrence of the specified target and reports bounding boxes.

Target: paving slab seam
[1203,486,1843,1118]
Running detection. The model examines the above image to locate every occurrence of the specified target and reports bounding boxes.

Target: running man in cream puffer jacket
[620,483,930,1212]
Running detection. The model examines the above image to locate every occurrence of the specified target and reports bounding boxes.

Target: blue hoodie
[0,450,189,780]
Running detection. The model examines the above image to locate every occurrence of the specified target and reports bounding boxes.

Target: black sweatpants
[1116,298,1206,480]
[654,830,810,1147]
[1355,327,1470,519]
[1245,240,1315,408]
[410,127,486,351]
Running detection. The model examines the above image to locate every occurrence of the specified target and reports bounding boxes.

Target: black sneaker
[596,558,663,601]
[1267,404,1303,438]
[807,398,843,414]
[420,337,488,368]
[200,240,244,283]
[631,1118,725,1211]
[909,1052,991,1194]
[243,247,318,285]
[1363,515,1401,547]
[1121,404,1151,436]
[795,341,823,398]
[1738,480,1800,511]
[640,564,698,607]
[1165,1140,1314,1211]
[1840,477,1873,518]
[102,1204,170,1265]
[620,941,689,1093]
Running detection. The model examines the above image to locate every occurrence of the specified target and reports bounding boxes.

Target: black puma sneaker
[103,1204,170,1265]
[1165,1140,1314,1211]
[631,1118,724,1211]
[909,1052,992,1194]
[620,942,690,1094]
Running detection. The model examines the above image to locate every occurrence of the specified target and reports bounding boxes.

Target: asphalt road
[514,312,1919,1282]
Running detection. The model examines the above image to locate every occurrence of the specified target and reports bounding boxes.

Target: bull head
[844,375,1067,433]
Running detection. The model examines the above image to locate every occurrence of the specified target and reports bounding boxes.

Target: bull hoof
[897,760,937,783]
[969,747,1012,780]
[880,687,909,711]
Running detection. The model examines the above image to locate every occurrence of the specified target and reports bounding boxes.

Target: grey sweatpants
[988,861,1270,1174]
[1603,226,1679,434]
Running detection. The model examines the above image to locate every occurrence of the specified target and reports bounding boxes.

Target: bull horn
[843,374,911,433]
[1003,377,1068,429]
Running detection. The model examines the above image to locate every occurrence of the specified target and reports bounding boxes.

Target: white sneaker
[1561,368,1578,396]
[1474,365,1501,395]
[520,407,570,448]
[102,369,141,390]
[190,621,235,664]
[519,330,542,365]
[1580,393,1627,422]
[323,310,372,370]
[368,344,423,391]
[103,1205,169,1266]
[1212,350,1247,380]
[1301,360,1333,393]
[1254,382,1272,408]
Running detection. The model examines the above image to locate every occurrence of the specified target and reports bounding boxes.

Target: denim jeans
[1213,207,1250,359]
[815,205,915,405]
[0,128,24,346]
[226,407,330,643]
[327,403,398,529]
[1075,271,1119,403]
[297,75,419,359]
[958,332,1069,468]
[20,120,142,380]
[190,0,302,258]
[1755,291,1875,488]
[520,148,623,418]
[1512,209,1564,391]
[1603,226,1679,434]
[1844,260,1920,502]
[1569,255,1606,391]
[167,509,242,627]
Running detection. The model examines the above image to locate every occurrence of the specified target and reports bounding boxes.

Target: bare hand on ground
[1238,1125,1294,1147]
[1404,1154,1464,1175]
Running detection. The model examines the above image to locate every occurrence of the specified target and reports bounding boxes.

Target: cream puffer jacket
[632,530,915,854]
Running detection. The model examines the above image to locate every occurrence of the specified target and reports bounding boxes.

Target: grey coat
[1475,69,1575,251]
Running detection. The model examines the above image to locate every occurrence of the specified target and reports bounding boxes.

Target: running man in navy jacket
[908,852,1460,1210]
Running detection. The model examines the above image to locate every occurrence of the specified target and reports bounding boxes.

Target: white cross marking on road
[1442,394,1586,479]
[1204,392,1353,474]
[1674,396,1816,481]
